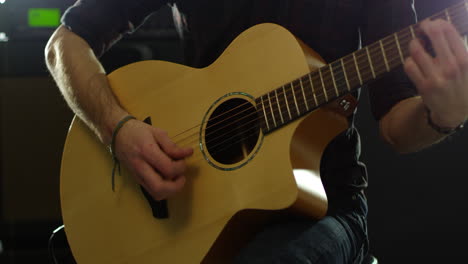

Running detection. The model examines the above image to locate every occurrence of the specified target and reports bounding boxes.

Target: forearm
[45,25,127,144]
[380,96,448,153]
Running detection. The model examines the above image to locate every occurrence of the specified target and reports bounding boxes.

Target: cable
[48,225,65,264]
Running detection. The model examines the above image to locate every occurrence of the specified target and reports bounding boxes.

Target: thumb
[154,129,194,160]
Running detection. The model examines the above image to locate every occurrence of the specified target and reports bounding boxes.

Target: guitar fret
[260,95,270,131]
[329,64,340,97]
[308,73,319,106]
[241,2,468,137]
[267,93,277,128]
[365,47,376,78]
[394,33,405,64]
[312,72,327,104]
[299,78,309,111]
[409,25,416,39]
[256,2,468,136]
[290,83,301,115]
[380,40,390,72]
[342,55,359,90]
[341,58,351,91]
[330,61,349,96]
[318,68,329,102]
[400,29,412,58]
[353,52,363,85]
[464,2,468,37]
[294,79,308,114]
[275,89,284,124]
[283,85,292,120]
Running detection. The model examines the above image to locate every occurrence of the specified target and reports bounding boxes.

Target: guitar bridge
[141,116,169,219]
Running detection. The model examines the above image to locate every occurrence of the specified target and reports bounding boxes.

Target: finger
[134,159,186,200]
[421,19,456,66]
[143,143,187,180]
[404,57,426,91]
[409,38,437,78]
[154,129,194,160]
[444,23,468,68]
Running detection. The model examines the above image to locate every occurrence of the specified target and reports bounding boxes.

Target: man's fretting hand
[404,19,468,129]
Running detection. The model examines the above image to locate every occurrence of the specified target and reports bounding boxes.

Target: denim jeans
[233,192,368,264]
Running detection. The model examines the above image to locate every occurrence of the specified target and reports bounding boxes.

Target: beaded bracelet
[110,115,136,191]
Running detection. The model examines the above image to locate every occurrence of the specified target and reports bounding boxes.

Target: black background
[1,0,467,263]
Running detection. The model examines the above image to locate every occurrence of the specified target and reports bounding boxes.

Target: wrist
[425,107,465,135]
[109,115,136,157]
[100,110,132,145]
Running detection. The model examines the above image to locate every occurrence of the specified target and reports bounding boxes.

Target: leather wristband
[425,107,465,135]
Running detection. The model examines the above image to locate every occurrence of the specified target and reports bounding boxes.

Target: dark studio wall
[0,0,467,263]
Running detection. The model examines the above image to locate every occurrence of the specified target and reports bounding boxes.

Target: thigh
[233,211,367,264]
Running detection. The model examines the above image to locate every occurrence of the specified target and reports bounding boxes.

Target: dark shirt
[61,0,418,209]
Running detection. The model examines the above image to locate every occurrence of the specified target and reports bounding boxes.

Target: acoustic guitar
[60,2,467,263]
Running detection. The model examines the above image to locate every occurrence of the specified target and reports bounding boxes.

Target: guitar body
[61,23,348,263]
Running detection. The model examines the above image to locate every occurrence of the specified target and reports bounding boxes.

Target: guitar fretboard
[256,0,468,134]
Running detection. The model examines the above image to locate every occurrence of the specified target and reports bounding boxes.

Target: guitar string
[173,5,468,145]
[171,123,261,165]
[175,17,468,150]
[175,17,468,152]
[169,3,468,165]
[171,4,467,145]
[186,125,262,164]
[171,1,467,142]
[171,2,468,163]
[170,3,467,148]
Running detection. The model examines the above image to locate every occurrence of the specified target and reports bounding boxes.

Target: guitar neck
[257,0,468,134]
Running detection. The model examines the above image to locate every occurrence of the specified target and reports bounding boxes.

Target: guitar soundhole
[205,98,260,165]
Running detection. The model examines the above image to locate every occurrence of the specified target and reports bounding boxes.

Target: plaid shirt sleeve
[61,0,168,57]
[361,0,418,121]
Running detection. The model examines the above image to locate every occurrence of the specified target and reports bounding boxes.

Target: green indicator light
[28,8,61,28]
